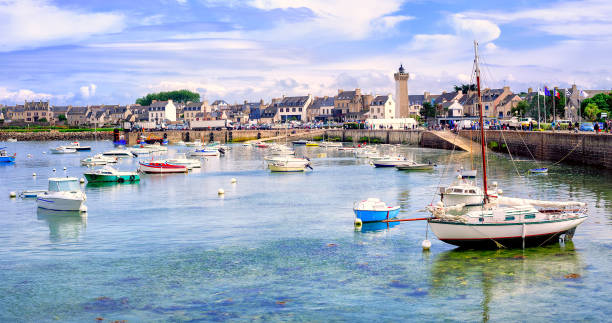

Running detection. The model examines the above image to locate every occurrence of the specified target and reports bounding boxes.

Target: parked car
[579,122,595,131]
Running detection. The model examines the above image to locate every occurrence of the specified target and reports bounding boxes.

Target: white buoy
[9,191,17,198]
[27,154,32,158]
[497,189,503,195]
[492,181,498,187]
[43,152,46,154]
[32,172,36,177]
[80,178,85,183]
[218,188,225,195]
[63,167,67,170]
[52,168,56,172]
[231,178,237,184]
[422,240,432,250]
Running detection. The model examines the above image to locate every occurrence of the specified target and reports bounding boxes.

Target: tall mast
[474,41,489,202]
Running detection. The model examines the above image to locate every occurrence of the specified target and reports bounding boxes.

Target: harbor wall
[324,129,422,145]
[126,129,321,145]
[0,131,113,141]
[459,130,612,169]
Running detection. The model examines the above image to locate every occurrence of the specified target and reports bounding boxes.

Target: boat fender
[117,177,125,183]
[422,240,432,250]
[354,218,362,228]
[129,175,136,181]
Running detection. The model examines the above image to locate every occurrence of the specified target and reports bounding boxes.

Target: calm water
[0,140,611,322]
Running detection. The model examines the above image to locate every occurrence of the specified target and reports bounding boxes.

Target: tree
[584,103,601,121]
[580,92,611,119]
[420,102,436,119]
[58,114,67,121]
[453,84,476,94]
[136,89,200,106]
[38,118,47,123]
[511,100,529,117]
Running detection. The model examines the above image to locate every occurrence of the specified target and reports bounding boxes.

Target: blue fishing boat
[353,198,400,223]
[0,147,16,162]
[529,167,548,174]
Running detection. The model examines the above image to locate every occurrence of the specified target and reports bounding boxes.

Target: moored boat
[372,156,408,167]
[64,141,91,151]
[305,141,319,147]
[50,146,77,154]
[0,147,16,162]
[292,140,308,145]
[37,177,87,212]
[84,166,140,183]
[80,154,118,166]
[395,161,435,171]
[102,149,134,158]
[138,161,188,174]
[165,155,201,169]
[184,139,203,147]
[353,198,400,223]
[529,167,548,174]
[187,148,220,157]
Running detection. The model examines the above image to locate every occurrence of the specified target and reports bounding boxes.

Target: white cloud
[80,84,97,98]
[450,14,500,43]
[248,0,410,40]
[0,0,125,52]
[0,87,73,103]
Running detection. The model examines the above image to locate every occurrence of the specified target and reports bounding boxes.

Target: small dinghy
[529,167,548,174]
[353,198,400,223]
[395,161,435,171]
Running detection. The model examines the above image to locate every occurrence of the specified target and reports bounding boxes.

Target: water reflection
[358,221,400,233]
[429,243,581,322]
[37,208,87,242]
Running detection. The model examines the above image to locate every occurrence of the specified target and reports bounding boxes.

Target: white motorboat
[64,141,91,151]
[439,176,488,207]
[371,156,408,167]
[7,138,17,142]
[102,149,134,158]
[354,148,378,158]
[425,41,587,249]
[166,155,201,169]
[80,154,117,166]
[187,149,220,157]
[185,139,203,147]
[268,157,311,172]
[37,177,87,212]
[50,146,77,154]
[144,143,167,152]
[130,147,153,155]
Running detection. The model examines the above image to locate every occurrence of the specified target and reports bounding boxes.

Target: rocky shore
[0,131,113,141]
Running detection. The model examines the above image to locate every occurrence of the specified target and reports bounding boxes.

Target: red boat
[138,161,187,174]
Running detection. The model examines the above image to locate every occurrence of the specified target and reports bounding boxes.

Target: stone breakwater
[0,131,113,141]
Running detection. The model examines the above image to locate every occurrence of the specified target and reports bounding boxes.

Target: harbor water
[1,140,611,322]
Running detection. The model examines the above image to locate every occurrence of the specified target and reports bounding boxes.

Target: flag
[554,89,560,98]
[565,89,571,97]
[537,88,544,95]
[580,90,588,98]
[544,87,550,96]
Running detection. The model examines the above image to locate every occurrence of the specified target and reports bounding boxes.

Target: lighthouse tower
[394,64,410,118]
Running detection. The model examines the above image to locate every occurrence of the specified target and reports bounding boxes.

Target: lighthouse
[394,64,409,118]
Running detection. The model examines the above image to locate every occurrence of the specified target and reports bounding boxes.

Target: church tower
[394,64,409,118]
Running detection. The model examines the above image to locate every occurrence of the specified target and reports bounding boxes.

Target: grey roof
[336,91,357,100]
[481,89,504,102]
[371,95,390,106]
[184,102,204,109]
[150,101,171,108]
[434,91,461,105]
[279,96,309,107]
[499,94,520,106]
[310,97,334,109]
[441,101,461,109]
[68,106,88,115]
[261,106,278,117]
[195,112,206,118]
[408,95,425,105]
[51,106,70,113]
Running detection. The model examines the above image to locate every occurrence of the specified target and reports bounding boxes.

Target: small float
[353,198,400,223]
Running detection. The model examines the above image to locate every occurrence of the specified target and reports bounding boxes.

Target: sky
[0,0,611,105]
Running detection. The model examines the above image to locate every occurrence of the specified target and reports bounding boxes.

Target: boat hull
[37,195,85,212]
[354,207,400,223]
[84,173,140,183]
[0,156,16,162]
[428,216,587,249]
[268,165,306,172]
[139,162,187,174]
[396,164,434,171]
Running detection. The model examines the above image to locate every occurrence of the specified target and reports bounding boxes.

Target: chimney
[355,88,361,95]
[528,87,533,93]
[338,89,343,94]
[503,86,510,92]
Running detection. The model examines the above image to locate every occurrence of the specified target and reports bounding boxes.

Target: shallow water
[0,140,611,322]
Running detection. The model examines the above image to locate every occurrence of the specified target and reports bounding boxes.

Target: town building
[24,101,51,123]
[333,89,373,122]
[368,94,396,119]
[277,95,313,122]
[308,96,335,122]
[442,100,464,117]
[51,105,71,124]
[66,106,90,125]
[183,101,210,123]
[148,100,177,124]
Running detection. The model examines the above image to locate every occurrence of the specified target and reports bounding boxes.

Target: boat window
[468,190,476,194]
[49,180,79,192]
[453,189,463,193]
[505,216,515,221]
[525,214,536,219]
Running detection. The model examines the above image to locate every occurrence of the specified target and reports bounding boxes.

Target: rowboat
[305,141,319,147]
[138,161,188,174]
[80,154,118,166]
[395,161,435,171]
[353,198,400,223]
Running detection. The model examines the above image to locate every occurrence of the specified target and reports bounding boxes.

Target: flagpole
[537,87,541,130]
[553,88,556,128]
[543,86,547,126]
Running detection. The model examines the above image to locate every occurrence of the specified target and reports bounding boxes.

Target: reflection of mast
[474,41,489,203]
[481,272,492,323]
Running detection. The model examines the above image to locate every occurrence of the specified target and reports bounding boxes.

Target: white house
[277,95,313,122]
[368,94,396,119]
[443,100,464,117]
[148,100,177,124]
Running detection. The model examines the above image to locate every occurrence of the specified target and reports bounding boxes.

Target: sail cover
[497,196,586,208]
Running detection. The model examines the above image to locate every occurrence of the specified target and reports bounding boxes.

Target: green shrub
[343,136,352,142]
[312,136,324,141]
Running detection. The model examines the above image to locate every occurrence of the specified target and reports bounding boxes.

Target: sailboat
[426,41,587,249]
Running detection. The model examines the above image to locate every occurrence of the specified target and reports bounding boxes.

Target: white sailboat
[426,41,587,249]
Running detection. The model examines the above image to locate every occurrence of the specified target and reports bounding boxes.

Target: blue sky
[0,0,610,105]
